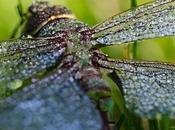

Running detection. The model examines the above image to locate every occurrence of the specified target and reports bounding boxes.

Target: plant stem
[128,0,137,59]
[131,0,137,7]
[149,119,159,130]
[11,0,26,38]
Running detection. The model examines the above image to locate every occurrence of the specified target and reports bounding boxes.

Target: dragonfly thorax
[36,17,93,65]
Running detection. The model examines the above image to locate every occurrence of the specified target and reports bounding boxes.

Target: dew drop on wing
[0,68,103,130]
[96,53,175,118]
[0,39,65,97]
[93,0,175,45]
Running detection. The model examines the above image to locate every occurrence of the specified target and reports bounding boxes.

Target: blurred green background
[0,0,175,62]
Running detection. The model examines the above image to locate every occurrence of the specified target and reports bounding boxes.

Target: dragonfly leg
[75,66,110,92]
[107,71,124,96]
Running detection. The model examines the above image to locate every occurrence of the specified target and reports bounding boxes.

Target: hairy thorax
[36,18,94,66]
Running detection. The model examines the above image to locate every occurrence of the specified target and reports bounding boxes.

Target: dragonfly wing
[0,67,103,130]
[94,53,175,118]
[93,0,175,45]
[0,39,65,97]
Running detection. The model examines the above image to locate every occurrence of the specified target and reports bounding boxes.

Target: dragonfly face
[24,1,73,34]
[0,1,175,130]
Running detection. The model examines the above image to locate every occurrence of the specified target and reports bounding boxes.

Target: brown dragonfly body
[25,3,109,91]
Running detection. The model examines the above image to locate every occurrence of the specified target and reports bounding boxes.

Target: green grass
[0,0,175,129]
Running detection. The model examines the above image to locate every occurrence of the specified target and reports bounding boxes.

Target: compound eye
[23,2,73,36]
[29,1,48,13]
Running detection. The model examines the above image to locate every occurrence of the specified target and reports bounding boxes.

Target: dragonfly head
[23,1,75,35]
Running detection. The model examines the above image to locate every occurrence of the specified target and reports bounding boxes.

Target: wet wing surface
[0,67,103,130]
[93,0,175,45]
[0,39,65,97]
[95,54,175,118]
[1,0,175,127]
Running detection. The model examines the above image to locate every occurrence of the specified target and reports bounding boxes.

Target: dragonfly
[0,0,175,130]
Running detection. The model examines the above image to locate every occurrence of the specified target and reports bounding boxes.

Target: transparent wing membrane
[94,53,175,118]
[0,67,103,130]
[0,39,65,97]
[93,0,175,45]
